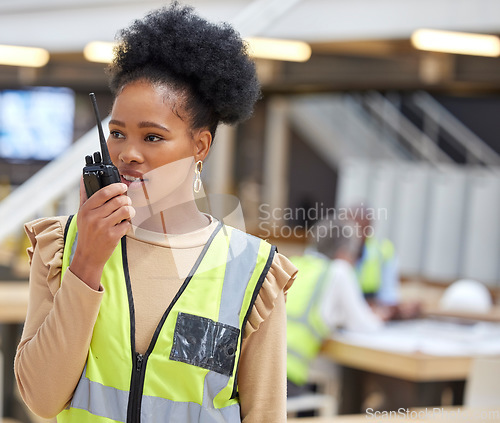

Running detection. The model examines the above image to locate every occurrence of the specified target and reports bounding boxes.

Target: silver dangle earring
[193,160,203,193]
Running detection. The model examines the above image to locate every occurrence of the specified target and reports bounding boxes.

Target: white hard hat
[439,279,493,314]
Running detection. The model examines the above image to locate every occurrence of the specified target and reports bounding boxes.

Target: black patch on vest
[170,312,240,377]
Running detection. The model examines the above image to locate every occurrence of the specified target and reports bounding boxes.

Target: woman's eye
[145,134,163,142]
[110,131,125,139]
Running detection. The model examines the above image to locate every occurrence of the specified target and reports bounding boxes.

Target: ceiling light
[84,37,312,64]
[245,37,311,62]
[84,41,115,63]
[411,29,500,57]
[0,45,49,67]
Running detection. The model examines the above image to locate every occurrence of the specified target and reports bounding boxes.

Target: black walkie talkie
[83,93,121,198]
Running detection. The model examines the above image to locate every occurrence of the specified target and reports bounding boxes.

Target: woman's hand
[69,178,135,290]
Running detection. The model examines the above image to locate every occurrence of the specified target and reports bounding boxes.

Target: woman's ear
[194,129,212,162]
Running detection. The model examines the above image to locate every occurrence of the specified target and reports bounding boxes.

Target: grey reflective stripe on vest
[68,226,263,422]
[140,371,240,423]
[71,367,240,423]
[141,395,240,423]
[69,232,78,264]
[218,229,261,327]
[70,365,128,422]
[199,229,261,416]
[203,371,229,409]
[199,371,240,423]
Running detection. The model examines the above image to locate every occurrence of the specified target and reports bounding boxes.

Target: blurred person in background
[349,204,420,321]
[14,3,297,423]
[286,216,384,397]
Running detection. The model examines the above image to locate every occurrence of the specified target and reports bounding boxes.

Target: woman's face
[107,80,210,208]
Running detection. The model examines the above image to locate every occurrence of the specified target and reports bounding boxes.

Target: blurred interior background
[1,0,500,422]
[1,0,500,288]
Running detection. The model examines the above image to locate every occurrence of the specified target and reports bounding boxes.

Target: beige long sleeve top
[15,216,296,422]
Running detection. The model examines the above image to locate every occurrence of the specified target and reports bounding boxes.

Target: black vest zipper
[128,353,145,423]
[123,235,142,423]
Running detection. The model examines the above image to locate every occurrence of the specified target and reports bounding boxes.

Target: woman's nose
[118,141,144,163]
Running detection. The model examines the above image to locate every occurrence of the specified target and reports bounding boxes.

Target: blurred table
[423,305,500,323]
[0,282,29,421]
[321,319,500,414]
[321,338,471,382]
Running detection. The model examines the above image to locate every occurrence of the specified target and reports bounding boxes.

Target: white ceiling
[1,0,500,53]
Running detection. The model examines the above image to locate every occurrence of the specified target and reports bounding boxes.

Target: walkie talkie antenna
[89,92,112,165]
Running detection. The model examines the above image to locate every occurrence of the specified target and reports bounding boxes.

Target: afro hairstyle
[108,2,261,138]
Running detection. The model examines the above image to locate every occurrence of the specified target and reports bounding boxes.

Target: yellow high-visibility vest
[357,237,395,295]
[286,254,330,386]
[58,215,275,423]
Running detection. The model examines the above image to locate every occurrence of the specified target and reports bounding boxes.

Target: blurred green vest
[357,236,395,295]
[286,253,331,386]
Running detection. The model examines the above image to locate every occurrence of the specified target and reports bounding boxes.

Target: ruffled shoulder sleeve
[244,251,297,338]
[24,216,69,296]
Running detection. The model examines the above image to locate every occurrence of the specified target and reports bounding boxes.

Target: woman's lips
[120,175,146,188]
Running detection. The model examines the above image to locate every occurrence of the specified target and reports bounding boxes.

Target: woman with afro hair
[15,3,296,423]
